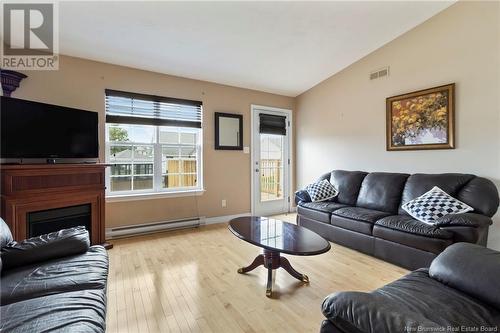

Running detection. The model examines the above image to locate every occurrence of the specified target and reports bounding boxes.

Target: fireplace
[1,163,109,247]
[27,204,92,238]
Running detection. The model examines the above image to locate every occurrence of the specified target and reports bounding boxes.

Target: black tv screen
[1,97,99,159]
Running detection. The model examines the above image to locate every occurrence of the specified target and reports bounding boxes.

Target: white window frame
[105,124,204,201]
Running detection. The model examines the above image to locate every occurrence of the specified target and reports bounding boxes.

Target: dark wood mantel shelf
[1,163,112,249]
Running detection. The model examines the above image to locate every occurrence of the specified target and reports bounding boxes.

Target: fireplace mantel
[1,163,110,248]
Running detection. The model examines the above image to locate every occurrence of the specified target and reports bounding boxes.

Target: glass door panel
[260,134,284,202]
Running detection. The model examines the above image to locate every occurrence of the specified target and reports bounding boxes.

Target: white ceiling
[59,1,454,97]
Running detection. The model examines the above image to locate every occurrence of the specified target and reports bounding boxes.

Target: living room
[0,1,499,332]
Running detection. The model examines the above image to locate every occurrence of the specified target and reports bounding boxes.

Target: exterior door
[251,105,292,216]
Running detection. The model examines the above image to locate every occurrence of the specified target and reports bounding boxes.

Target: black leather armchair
[320,243,500,332]
[0,218,108,332]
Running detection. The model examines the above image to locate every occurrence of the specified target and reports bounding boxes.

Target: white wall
[296,1,500,249]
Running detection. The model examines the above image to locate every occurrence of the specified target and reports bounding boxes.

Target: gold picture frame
[386,83,455,151]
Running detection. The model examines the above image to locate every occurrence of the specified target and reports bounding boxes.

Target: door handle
[255,168,260,172]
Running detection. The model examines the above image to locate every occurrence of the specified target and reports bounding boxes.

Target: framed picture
[386,83,455,151]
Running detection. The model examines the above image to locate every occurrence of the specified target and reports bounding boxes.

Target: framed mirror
[215,112,243,150]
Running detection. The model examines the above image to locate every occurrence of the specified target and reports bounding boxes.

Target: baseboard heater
[106,217,203,239]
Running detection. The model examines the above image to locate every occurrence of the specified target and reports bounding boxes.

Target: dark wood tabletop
[228,216,331,256]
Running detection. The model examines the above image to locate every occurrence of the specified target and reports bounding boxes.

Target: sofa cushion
[0,289,106,333]
[330,170,368,205]
[373,218,453,254]
[429,243,500,309]
[1,246,108,305]
[376,215,453,239]
[330,207,390,235]
[322,269,500,333]
[332,207,391,223]
[356,172,409,213]
[298,202,347,223]
[330,215,373,235]
[399,173,475,215]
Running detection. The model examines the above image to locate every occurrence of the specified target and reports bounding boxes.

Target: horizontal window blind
[259,114,286,135]
[105,89,202,128]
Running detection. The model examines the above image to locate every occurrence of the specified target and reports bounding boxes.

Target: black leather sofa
[0,218,109,332]
[296,171,499,270]
[320,242,500,332]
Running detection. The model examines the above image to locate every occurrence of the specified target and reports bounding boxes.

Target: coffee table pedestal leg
[237,254,264,274]
[237,249,309,297]
[266,267,273,297]
[280,256,309,283]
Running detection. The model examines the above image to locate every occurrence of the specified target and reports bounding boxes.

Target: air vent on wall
[370,67,390,80]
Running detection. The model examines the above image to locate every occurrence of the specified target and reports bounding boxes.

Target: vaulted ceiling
[59,1,454,96]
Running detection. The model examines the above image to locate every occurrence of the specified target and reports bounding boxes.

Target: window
[105,90,202,196]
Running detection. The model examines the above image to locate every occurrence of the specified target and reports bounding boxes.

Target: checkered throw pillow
[305,179,338,202]
[402,186,473,224]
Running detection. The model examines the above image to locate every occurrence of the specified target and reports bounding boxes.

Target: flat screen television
[1,96,99,159]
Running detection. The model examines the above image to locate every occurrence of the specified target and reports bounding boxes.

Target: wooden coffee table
[228,216,331,297]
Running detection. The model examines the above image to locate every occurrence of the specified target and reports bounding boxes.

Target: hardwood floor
[106,215,408,333]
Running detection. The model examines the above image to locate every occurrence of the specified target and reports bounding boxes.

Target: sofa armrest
[322,291,407,333]
[429,242,500,309]
[294,189,311,205]
[1,226,90,270]
[434,213,492,228]
[439,226,485,244]
[322,291,370,322]
[319,319,353,333]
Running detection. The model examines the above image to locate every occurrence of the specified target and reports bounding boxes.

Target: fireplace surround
[1,163,109,247]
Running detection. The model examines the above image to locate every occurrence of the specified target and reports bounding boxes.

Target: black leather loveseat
[0,218,109,332]
[320,242,500,332]
[296,171,499,270]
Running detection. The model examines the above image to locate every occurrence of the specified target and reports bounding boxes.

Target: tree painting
[387,84,454,150]
[391,92,448,146]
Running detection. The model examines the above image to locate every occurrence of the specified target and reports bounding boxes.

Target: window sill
[106,189,205,202]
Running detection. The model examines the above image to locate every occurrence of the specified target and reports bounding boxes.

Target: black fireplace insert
[27,204,92,238]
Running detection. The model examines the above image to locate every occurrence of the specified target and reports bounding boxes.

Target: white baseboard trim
[201,213,251,225]
[105,213,252,239]
[106,217,201,239]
